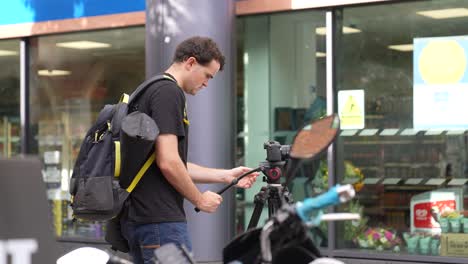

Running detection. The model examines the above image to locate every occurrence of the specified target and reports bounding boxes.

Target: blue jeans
[120,219,192,264]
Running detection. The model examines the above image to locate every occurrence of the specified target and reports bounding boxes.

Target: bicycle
[222,184,359,264]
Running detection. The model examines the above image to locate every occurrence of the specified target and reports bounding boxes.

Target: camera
[264,141,290,163]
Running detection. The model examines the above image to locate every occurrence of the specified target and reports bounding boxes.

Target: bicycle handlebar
[295,184,355,222]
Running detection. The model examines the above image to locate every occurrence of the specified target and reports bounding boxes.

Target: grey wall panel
[146,0,236,261]
[0,158,61,264]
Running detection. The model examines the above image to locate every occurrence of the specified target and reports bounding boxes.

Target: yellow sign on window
[338,90,365,129]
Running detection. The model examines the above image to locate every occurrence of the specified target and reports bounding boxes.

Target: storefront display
[29,27,145,240]
[0,39,20,158]
[239,0,468,263]
[334,0,468,262]
[238,10,328,231]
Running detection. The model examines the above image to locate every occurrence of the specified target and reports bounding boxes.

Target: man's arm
[156,134,222,213]
[188,163,231,184]
[188,162,259,188]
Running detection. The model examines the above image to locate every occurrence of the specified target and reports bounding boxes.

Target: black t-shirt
[125,74,189,223]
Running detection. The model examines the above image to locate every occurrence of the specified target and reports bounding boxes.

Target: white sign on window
[413,36,468,129]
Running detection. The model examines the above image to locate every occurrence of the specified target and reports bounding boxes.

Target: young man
[120,36,259,264]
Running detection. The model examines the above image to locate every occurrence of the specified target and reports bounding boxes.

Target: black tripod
[195,160,293,217]
[195,140,294,228]
[247,160,293,229]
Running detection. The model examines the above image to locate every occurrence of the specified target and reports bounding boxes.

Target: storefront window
[336,0,468,258]
[237,10,327,242]
[0,40,20,158]
[29,27,145,240]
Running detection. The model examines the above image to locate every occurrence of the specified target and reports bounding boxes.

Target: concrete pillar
[146,0,236,261]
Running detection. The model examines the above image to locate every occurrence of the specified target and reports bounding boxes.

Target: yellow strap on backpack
[119,93,129,104]
[114,141,121,177]
[126,154,155,193]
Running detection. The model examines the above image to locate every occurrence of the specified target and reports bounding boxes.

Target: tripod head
[259,141,291,184]
[264,141,290,163]
[259,114,340,186]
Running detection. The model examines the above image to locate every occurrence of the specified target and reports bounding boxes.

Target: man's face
[184,58,220,95]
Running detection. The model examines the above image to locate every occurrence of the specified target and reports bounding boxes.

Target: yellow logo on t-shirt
[183,103,190,125]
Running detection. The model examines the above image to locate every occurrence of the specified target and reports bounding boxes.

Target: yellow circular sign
[418,40,466,84]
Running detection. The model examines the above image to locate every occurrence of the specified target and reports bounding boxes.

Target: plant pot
[439,218,450,233]
[419,236,432,255]
[403,233,420,255]
[430,238,440,256]
[462,217,468,233]
[449,217,462,233]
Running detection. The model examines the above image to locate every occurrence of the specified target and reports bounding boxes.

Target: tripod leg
[267,188,279,218]
[247,188,267,229]
[282,187,294,204]
[267,198,279,219]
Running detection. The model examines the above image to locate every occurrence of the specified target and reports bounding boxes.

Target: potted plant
[447,210,462,233]
[439,211,450,233]
[418,233,432,255]
[403,232,420,254]
[462,211,468,233]
[430,234,440,256]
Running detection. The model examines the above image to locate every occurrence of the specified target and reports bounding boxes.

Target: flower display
[344,161,365,192]
[312,160,364,193]
[440,210,461,219]
[356,227,402,251]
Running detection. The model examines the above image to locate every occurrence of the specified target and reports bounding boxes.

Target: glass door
[29,27,145,240]
[0,39,20,158]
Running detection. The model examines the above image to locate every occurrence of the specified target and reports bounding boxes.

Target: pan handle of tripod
[295,184,355,222]
[195,167,262,212]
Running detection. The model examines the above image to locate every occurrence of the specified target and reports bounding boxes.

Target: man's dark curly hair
[173,36,225,71]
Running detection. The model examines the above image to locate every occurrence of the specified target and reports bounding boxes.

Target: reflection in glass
[30,27,145,240]
[237,10,328,246]
[336,0,468,257]
[0,40,20,158]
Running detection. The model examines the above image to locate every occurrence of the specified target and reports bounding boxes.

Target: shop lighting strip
[340,130,358,136]
[400,129,419,136]
[446,130,465,135]
[341,128,466,137]
[405,178,423,185]
[424,179,445,186]
[382,178,401,185]
[363,178,381,184]
[0,50,18,56]
[447,179,468,186]
[379,128,399,136]
[417,8,468,19]
[424,129,444,136]
[358,129,379,136]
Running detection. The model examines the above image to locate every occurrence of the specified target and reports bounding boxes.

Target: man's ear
[185,57,197,70]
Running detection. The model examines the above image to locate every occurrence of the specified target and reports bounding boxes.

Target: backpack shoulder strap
[124,74,176,193]
[126,154,155,193]
[129,74,176,104]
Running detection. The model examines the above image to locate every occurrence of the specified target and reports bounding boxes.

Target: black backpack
[69,74,175,221]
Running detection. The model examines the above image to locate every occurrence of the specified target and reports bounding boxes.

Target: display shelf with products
[0,116,20,158]
[338,124,468,257]
[38,110,107,241]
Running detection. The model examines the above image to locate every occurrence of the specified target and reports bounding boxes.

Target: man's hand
[196,191,223,213]
[228,166,259,189]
